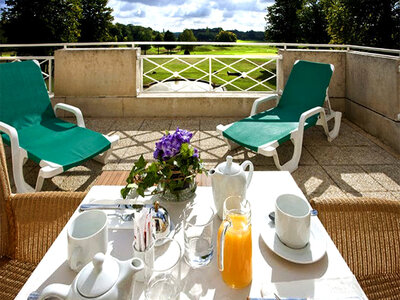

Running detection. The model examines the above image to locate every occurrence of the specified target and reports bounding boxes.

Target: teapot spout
[208,168,219,177]
[39,283,70,300]
[129,257,144,274]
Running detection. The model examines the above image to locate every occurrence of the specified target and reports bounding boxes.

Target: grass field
[143,43,278,91]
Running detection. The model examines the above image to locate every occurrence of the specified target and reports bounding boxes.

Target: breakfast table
[16,171,367,299]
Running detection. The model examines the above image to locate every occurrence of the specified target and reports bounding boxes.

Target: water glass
[145,238,181,300]
[183,203,215,268]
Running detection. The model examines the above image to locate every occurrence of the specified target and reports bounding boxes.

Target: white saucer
[260,217,326,264]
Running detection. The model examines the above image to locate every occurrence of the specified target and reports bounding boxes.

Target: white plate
[260,216,326,264]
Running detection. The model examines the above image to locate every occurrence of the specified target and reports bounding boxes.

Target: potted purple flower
[121,128,205,201]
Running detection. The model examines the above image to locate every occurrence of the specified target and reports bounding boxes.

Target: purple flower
[153,128,194,161]
[193,148,199,158]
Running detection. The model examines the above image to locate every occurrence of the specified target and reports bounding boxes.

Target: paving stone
[85,118,117,134]
[292,165,347,200]
[331,122,373,146]
[360,165,400,191]
[323,165,386,193]
[306,145,355,165]
[341,145,399,165]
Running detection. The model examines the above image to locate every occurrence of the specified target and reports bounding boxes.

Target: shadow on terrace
[4,117,400,201]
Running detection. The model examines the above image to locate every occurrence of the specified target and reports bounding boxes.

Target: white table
[16,171,367,299]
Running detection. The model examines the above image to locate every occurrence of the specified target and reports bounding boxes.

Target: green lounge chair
[0,60,119,193]
[217,60,342,172]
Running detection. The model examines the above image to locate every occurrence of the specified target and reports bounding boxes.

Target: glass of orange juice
[217,196,252,289]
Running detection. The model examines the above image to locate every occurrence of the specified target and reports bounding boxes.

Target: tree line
[265,0,400,49]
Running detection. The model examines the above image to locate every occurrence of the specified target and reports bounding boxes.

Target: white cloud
[109,0,273,31]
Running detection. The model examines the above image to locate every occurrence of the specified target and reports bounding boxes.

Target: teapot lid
[77,253,119,298]
[217,156,241,175]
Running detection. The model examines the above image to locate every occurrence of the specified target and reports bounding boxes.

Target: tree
[1,0,82,46]
[163,30,176,54]
[297,0,329,43]
[154,32,163,54]
[132,26,153,54]
[215,30,237,43]
[79,0,114,42]
[323,0,400,48]
[178,29,197,53]
[265,0,303,42]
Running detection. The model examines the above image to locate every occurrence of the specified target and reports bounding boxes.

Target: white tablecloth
[16,171,367,300]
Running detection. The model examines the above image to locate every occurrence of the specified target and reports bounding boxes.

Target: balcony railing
[139,54,280,93]
[0,56,54,93]
[0,42,399,96]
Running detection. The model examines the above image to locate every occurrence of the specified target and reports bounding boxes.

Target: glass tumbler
[183,203,215,268]
[145,237,181,300]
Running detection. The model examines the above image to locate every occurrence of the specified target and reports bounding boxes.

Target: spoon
[268,209,318,223]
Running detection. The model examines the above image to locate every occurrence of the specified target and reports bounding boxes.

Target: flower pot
[157,180,197,202]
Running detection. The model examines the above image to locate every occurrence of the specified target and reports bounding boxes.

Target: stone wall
[53,47,400,153]
[278,49,400,153]
[54,48,139,97]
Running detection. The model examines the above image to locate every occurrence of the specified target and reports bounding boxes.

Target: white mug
[275,194,311,249]
[67,210,108,272]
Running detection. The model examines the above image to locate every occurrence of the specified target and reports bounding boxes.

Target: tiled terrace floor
[5,117,400,201]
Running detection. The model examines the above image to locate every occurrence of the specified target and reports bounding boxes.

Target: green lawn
[146,43,277,56]
[143,43,278,91]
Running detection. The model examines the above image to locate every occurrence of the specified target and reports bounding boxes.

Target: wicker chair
[0,138,86,299]
[310,198,400,300]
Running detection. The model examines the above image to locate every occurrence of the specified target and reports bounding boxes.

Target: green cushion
[223,60,333,152]
[223,107,315,152]
[0,60,111,171]
[1,118,110,171]
[0,60,55,130]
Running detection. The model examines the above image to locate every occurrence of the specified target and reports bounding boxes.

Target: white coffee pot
[209,156,254,219]
[39,253,143,300]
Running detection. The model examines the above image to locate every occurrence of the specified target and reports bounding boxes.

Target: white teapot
[39,253,143,300]
[209,156,253,219]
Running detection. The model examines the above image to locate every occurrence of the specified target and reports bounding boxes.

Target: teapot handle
[241,160,254,188]
[39,283,70,299]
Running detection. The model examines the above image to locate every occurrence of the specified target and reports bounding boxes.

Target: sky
[0,0,273,32]
[109,0,273,32]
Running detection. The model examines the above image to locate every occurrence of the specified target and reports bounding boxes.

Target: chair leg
[12,150,35,193]
[258,131,304,173]
[35,162,64,192]
[93,134,120,165]
[317,111,342,142]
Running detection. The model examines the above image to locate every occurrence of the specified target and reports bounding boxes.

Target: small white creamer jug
[209,156,253,219]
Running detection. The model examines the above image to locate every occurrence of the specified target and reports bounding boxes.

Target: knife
[79,203,153,212]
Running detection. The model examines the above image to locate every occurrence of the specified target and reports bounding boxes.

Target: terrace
[1,41,399,201]
[1,42,400,300]
[2,42,400,200]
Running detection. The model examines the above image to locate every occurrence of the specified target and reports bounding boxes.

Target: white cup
[67,210,108,272]
[275,194,311,249]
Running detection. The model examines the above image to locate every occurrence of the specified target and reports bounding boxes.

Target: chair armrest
[250,94,279,116]
[0,121,20,150]
[54,103,85,128]
[9,191,86,264]
[0,121,24,165]
[311,197,400,277]
[298,107,325,129]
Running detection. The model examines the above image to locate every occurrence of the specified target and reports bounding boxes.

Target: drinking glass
[183,203,215,268]
[145,238,181,300]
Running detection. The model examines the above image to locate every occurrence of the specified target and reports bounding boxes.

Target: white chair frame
[0,103,119,193]
[217,85,342,173]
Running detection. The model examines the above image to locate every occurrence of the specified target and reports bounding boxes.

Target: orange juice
[218,214,252,288]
